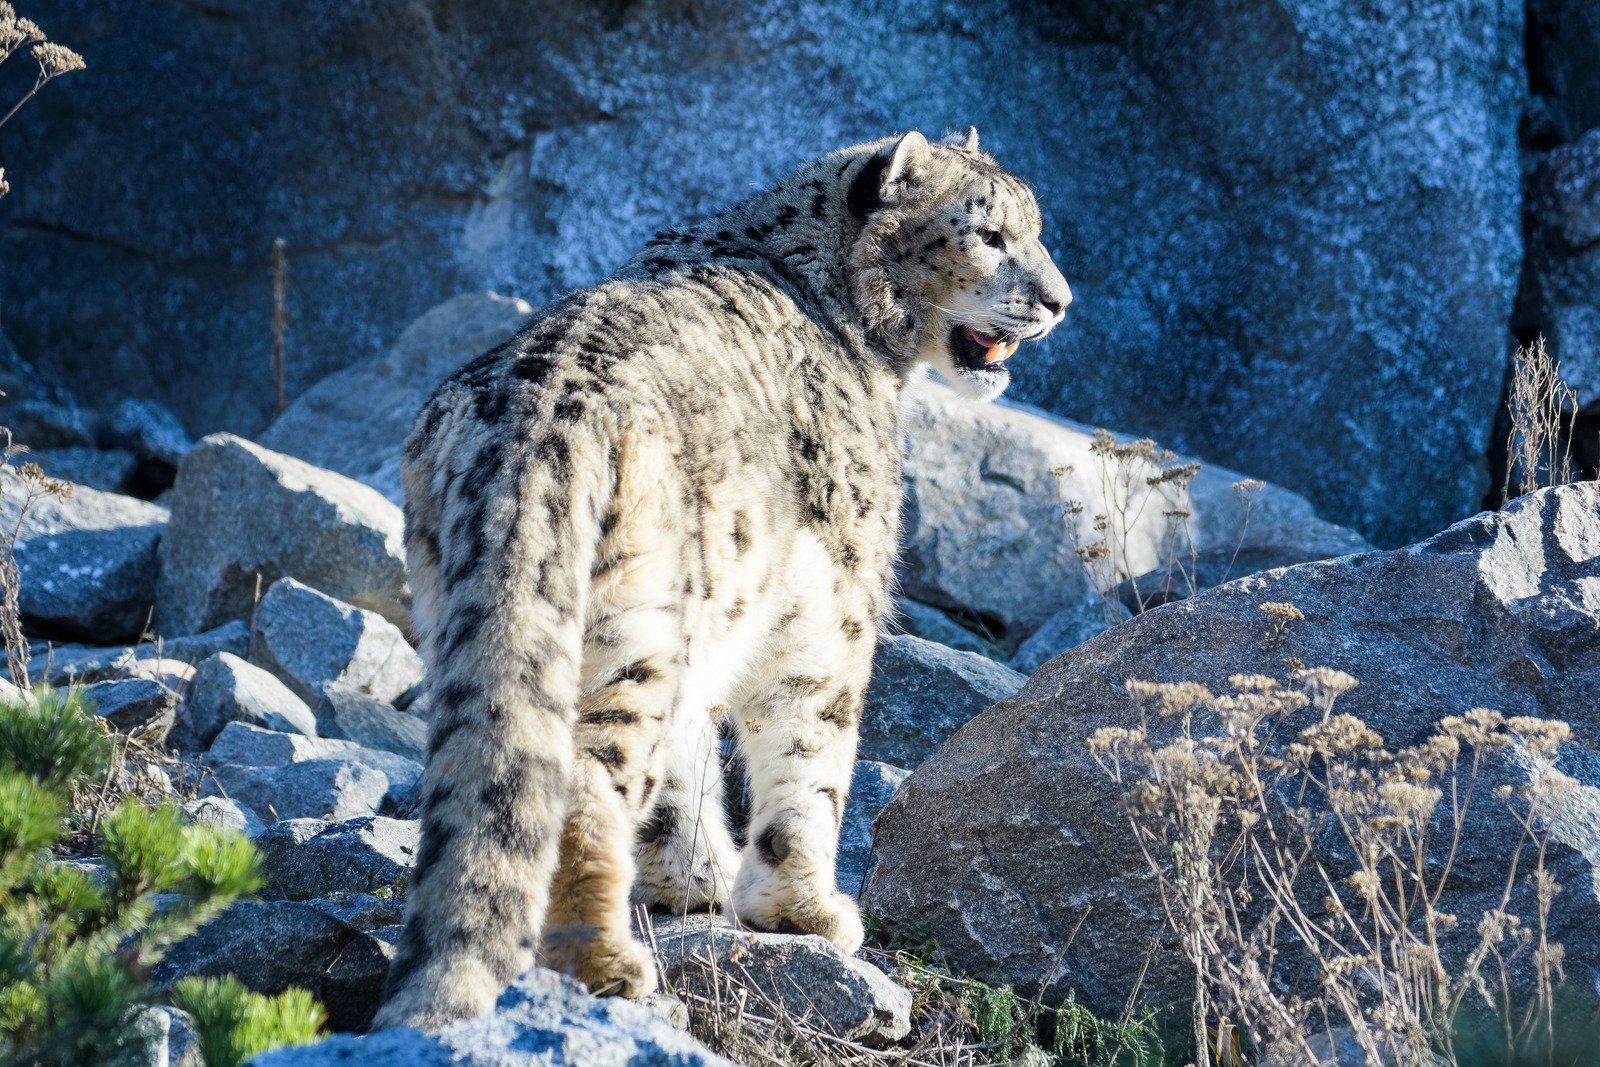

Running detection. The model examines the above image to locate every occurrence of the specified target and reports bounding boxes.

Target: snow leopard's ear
[849,131,932,218]
[944,126,979,152]
[881,131,932,200]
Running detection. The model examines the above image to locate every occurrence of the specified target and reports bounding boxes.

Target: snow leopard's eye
[978,228,1006,251]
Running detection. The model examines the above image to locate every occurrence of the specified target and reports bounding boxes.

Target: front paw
[543,926,659,998]
[736,879,864,956]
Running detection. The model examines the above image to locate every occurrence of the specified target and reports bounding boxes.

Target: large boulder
[255,816,418,900]
[207,759,391,823]
[0,476,167,643]
[261,292,533,503]
[249,967,730,1065]
[174,651,318,752]
[248,578,423,705]
[2,2,1520,547]
[899,376,1371,641]
[860,634,1025,768]
[864,482,1600,1016]
[156,435,409,635]
[153,900,396,1033]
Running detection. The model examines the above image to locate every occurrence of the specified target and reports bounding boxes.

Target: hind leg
[633,709,742,914]
[542,503,687,995]
[731,592,872,953]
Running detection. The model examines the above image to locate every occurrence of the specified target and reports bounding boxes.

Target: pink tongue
[965,327,999,347]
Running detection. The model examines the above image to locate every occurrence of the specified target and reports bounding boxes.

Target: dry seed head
[1259,601,1305,622]
[1376,780,1441,823]
[1147,461,1201,487]
[1125,678,1214,716]
[1294,666,1357,694]
[1299,713,1383,755]
[1505,715,1571,756]
[1232,479,1265,493]
[1087,725,1147,755]
[32,41,84,75]
[1228,674,1281,693]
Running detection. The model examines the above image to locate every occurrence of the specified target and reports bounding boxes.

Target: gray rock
[262,293,534,503]
[104,397,193,473]
[837,760,909,898]
[647,913,911,1043]
[176,652,317,752]
[34,619,250,687]
[1009,600,1130,675]
[31,447,138,495]
[889,596,988,656]
[135,1005,202,1067]
[257,816,418,900]
[208,721,424,810]
[153,899,396,1033]
[2,400,94,449]
[4,2,1520,548]
[124,657,198,692]
[249,578,423,704]
[0,476,167,643]
[899,377,1371,640]
[250,967,731,1066]
[860,634,1024,768]
[183,795,266,838]
[249,817,327,857]
[207,759,391,823]
[81,677,179,740]
[636,992,691,1034]
[315,685,427,762]
[305,892,407,932]
[864,481,1600,1018]
[155,434,409,635]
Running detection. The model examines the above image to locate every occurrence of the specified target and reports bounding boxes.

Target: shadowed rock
[865,482,1600,1016]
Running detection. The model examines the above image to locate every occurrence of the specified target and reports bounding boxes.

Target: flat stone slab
[645,913,911,1044]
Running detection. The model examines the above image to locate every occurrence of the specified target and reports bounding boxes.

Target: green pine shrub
[0,687,324,1066]
[173,977,326,1067]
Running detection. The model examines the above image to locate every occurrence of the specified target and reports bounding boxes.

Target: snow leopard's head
[847,128,1071,401]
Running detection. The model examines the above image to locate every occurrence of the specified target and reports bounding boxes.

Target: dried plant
[1089,665,1579,1067]
[0,429,72,689]
[1503,336,1578,500]
[1054,432,1202,621]
[647,909,1164,1067]
[0,3,85,197]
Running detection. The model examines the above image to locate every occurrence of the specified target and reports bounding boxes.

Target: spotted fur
[375,129,1070,1031]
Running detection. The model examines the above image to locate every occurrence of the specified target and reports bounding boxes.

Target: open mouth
[950,325,1020,374]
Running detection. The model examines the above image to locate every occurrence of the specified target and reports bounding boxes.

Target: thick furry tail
[374,401,603,1031]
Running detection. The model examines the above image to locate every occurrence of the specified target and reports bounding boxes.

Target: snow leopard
[375,128,1071,1031]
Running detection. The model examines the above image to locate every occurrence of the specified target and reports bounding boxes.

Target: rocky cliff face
[0,0,1526,546]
